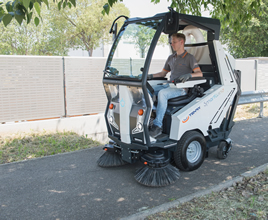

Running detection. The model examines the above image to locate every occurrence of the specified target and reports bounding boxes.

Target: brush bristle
[134,164,180,187]
[97,151,127,167]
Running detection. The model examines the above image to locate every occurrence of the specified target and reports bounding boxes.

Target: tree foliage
[103,0,262,31]
[0,0,78,27]
[221,0,268,58]
[0,0,262,30]
[0,4,70,55]
[124,25,156,58]
[129,26,167,58]
[51,0,129,56]
[0,0,129,56]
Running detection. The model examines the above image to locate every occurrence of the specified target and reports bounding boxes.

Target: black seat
[150,77,206,108]
[167,85,204,106]
[199,64,218,91]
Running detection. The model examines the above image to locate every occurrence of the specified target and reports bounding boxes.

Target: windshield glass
[104,19,162,79]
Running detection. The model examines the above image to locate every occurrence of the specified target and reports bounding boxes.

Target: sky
[122,0,171,18]
[122,0,210,18]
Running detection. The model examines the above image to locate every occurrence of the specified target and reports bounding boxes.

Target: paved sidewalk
[0,117,268,220]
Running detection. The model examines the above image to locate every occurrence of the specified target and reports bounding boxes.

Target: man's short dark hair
[171,33,185,44]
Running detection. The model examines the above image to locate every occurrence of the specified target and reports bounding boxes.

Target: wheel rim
[186,141,202,163]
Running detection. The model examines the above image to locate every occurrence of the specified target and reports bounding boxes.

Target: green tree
[51,0,129,56]
[103,0,262,31]
[125,25,156,58]
[221,0,268,58]
[125,25,167,58]
[0,0,129,56]
[0,3,70,55]
[136,26,154,58]
[0,0,262,30]
[0,0,75,27]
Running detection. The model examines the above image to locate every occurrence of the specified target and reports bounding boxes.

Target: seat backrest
[199,65,218,91]
[167,85,204,106]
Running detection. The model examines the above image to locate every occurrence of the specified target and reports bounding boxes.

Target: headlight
[109,116,114,123]
[137,122,143,130]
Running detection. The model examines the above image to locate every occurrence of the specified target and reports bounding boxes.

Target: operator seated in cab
[148,33,203,138]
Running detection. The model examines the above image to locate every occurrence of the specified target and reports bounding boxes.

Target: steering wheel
[105,66,119,76]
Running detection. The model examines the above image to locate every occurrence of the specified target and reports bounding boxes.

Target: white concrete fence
[0,55,267,143]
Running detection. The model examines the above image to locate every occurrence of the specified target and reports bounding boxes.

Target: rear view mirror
[109,15,128,42]
[112,23,117,41]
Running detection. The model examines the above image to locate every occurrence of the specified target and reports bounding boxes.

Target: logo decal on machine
[203,88,224,107]
[182,106,201,123]
[120,98,125,107]
[182,116,189,123]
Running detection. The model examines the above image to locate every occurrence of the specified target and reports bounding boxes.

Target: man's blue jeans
[151,84,186,128]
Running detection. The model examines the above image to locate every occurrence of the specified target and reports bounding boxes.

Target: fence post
[62,57,67,118]
[255,59,258,90]
[258,102,264,118]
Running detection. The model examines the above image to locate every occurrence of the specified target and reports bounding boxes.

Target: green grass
[0,130,101,164]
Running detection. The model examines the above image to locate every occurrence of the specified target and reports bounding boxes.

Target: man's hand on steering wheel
[138,74,154,80]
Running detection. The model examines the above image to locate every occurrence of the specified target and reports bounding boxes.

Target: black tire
[217,141,229,159]
[174,131,206,171]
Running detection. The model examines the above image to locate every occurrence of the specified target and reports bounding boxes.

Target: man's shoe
[149,111,156,129]
[149,118,154,129]
[149,124,162,138]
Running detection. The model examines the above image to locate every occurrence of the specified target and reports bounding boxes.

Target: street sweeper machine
[97,8,241,187]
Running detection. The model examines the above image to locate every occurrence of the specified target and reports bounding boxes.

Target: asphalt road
[0,117,268,220]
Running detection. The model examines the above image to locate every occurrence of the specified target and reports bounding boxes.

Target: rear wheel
[217,141,230,159]
[174,131,206,171]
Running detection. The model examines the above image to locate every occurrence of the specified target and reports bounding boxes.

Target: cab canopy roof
[125,11,220,40]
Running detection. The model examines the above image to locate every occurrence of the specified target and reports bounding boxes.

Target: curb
[120,163,268,220]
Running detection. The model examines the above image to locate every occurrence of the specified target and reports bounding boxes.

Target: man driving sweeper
[148,33,203,138]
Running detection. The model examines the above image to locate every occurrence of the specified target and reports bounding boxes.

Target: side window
[182,27,211,65]
[149,33,171,77]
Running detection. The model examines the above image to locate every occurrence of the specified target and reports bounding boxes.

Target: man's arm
[151,70,169,78]
[191,67,203,77]
[178,67,203,83]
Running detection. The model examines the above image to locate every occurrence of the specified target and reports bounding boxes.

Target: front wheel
[174,131,206,171]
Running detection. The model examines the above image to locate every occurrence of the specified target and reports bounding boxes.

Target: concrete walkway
[0,117,268,220]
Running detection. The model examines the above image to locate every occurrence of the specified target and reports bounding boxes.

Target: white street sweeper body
[98,9,241,187]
